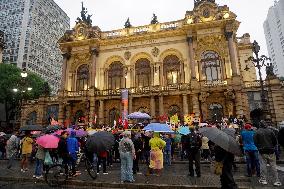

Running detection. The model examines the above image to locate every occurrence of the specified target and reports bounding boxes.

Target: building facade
[21,0,284,127]
[264,0,284,77]
[0,30,3,63]
[0,0,70,93]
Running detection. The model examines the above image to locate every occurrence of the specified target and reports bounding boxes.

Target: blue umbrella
[143,123,174,133]
[127,112,151,119]
[178,126,191,135]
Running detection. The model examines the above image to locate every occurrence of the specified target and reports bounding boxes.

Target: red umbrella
[36,134,60,149]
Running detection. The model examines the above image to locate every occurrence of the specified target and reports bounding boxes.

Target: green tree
[0,64,50,125]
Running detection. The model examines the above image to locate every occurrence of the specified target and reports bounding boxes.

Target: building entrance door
[209,103,223,122]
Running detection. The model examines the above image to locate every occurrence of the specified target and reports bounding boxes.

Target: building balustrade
[202,80,228,87]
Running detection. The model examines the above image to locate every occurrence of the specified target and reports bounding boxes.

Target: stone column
[235,92,244,118]
[150,96,156,118]
[104,69,108,89]
[192,93,200,119]
[61,52,70,91]
[89,97,96,126]
[159,64,164,86]
[90,48,99,88]
[129,96,133,114]
[182,94,189,115]
[159,95,164,115]
[98,100,104,124]
[187,36,196,79]
[225,32,238,76]
[58,103,65,124]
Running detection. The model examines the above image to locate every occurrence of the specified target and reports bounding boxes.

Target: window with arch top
[200,51,222,81]
[135,58,151,87]
[163,55,181,85]
[76,64,89,91]
[108,61,125,89]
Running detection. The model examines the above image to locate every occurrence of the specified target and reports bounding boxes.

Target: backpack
[187,132,202,150]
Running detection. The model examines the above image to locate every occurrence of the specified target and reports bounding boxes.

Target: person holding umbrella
[119,131,136,183]
[67,130,80,177]
[20,131,34,172]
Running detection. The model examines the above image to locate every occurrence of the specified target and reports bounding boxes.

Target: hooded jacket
[67,131,79,154]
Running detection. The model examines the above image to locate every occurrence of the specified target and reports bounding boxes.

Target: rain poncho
[149,133,166,170]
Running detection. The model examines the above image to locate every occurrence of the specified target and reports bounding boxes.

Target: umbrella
[178,126,190,135]
[199,127,242,156]
[20,125,43,131]
[75,129,87,137]
[36,134,60,148]
[87,130,97,136]
[86,131,115,153]
[143,123,174,133]
[127,112,151,119]
[44,125,60,133]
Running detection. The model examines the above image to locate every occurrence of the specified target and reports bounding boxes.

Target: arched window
[163,55,181,85]
[209,103,223,122]
[76,64,89,91]
[135,58,151,87]
[108,61,124,89]
[201,51,222,81]
[26,111,37,125]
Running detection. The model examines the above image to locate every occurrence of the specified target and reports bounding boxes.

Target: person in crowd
[163,134,172,165]
[240,123,260,177]
[33,145,45,179]
[6,132,19,169]
[146,132,166,176]
[201,135,210,161]
[0,135,6,159]
[119,131,136,183]
[180,134,187,160]
[97,150,108,174]
[67,130,81,176]
[20,131,34,172]
[185,126,202,177]
[170,134,176,160]
[215,145,238,189]
[142,132,151,165]
[132,133,143,174]
[58,131,69,174]
[254,120,282,187]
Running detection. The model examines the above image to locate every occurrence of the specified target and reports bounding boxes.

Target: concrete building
[264,0,284,77]
[0,0,70,93]
[21,0,284,127]
[0,30,3,63]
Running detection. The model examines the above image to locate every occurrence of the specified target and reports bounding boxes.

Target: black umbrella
[199,127,242,156]
[278,127,284,148]
[86,131,115,153]
[19,125,43,131]
[43,125,60,133]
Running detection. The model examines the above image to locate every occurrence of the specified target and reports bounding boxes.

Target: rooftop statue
[194,0,215,7]
[76,2,92,26]
[151,13,159,24]
[124,18,132,28]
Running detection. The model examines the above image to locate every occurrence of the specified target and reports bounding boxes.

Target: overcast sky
[54,0,275,56]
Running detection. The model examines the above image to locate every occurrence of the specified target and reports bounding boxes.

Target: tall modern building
[264,0,284,77]
[0,0,70,93]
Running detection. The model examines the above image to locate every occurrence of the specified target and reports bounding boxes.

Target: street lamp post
[245,40,271,119]
[12,68,32,127]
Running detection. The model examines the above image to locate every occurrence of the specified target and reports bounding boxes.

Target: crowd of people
[0,111,284,188]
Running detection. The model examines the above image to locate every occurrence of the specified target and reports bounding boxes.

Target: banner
[121,89,128,127]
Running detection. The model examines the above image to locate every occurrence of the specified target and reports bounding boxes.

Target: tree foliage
[0,64,50,122]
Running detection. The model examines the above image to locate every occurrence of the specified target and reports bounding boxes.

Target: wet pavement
[0,159,283,189]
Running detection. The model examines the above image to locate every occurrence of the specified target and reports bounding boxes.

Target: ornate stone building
[21,0,284,127]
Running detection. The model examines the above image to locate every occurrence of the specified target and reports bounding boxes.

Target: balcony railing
[64,90,89,97]
[202,80,228,87]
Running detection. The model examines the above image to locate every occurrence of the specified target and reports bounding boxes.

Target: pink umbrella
[36,134,60,149]
[54,130,64,136]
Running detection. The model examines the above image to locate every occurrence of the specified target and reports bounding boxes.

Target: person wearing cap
[240,123,260,177]
[119,131,135,183]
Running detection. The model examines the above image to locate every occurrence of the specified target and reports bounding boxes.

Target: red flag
[123,119,128,129]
